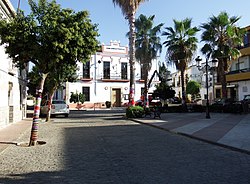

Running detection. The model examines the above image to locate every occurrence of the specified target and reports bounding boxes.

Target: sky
[9,0,250,71]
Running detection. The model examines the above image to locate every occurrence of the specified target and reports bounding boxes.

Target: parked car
[211,98,242,113]
[26,96,34,110]
[40,100,70,117]
[135,99,143,107]
[169,97,182,104]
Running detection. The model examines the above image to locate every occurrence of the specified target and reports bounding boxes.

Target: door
[112,88,121,107]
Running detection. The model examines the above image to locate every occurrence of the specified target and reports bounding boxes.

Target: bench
[144,107,161,119]
[144,108,152,117]
[153,108,161,119]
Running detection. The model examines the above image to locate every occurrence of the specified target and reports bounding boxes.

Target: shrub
[70,92,85,104]
[167,105,183,113]
[126,106,144,118]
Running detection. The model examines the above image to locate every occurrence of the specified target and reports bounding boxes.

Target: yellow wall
[226,72,250,82]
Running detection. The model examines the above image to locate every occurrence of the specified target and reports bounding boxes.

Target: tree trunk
[128,7,136,106]
[143,69,149,108]
[45,88,56,122]
[221,58,227,99]
[29,73,48,146]
[180,69,187,112]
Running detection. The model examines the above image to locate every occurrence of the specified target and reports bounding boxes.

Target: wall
[66,41,159,108]
[0,0,27,128]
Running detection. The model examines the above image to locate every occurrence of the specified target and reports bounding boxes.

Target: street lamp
[195,56,218,119]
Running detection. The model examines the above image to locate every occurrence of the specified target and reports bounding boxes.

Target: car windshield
[244,95,250,100]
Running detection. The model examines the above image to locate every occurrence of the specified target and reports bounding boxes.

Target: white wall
[67,43,159,106]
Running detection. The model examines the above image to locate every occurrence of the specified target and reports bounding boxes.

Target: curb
[131,118,250,156]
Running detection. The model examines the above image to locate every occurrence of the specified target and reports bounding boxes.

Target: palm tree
[134,14,163,107]
[112,0,149,106]
[200,12,245,99]
[162,18,199,111]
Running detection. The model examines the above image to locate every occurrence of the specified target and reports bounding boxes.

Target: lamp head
[195,56,202,67]
[211,59,218,68]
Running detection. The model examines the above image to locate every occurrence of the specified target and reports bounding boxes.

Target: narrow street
[0,110,250,184]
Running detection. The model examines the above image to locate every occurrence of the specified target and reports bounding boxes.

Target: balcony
[238,42,250,56]
[100,73,129,82]
[80,77,93,81]
[226,68,250,82]
[240,46,250,56]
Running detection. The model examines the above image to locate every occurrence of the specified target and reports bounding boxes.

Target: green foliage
[126,106,144,118]
[27,64,78,97]
[159,63,170,83]
[0,0,99,92]
[162,18,199,111]
[186,80,201,98]
[69,92,85,104]
[153,82,175,102]
[200,11,245,98]
[153,62,174,102]
[27,66,43,96]
[200,12,244,61]
[134,14,163,91]
[162,18,199,70]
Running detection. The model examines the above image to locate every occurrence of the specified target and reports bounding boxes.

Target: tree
[0,0,99,146]
[186,80,201,100]
[43,63,79,121]
[162,18,199,111]
[200,12,245,99]
[153,82,175,104]
[159,63,171,83]
[70,92,85,104]
[134,14,163,107]
[28,63,78,116]
[112,0,149,106]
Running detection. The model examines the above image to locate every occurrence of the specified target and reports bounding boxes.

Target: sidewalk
[0,118,32,154]
[133,112,250,154]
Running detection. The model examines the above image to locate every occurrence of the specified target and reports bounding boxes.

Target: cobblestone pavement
[0,110,250,184]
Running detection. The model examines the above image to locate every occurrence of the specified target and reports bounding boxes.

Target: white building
[66,40,160,109]
[0,0,28,128]
[170,61,218,104]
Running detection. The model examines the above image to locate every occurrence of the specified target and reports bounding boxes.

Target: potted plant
[105,101,111,108]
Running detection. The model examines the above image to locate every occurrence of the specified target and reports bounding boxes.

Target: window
[141,87,145,96]
[83,62,90,78]
[82,87,90,101]
[236,62,240,71]
[121,62,127,79]
[242,86,248,93]
[215,89,221,99]
[124,94,129,100]
[243,32,250,47]
[204,94,207,99]
[103,62,110,79]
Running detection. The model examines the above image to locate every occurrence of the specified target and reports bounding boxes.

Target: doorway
[111,88,121,107]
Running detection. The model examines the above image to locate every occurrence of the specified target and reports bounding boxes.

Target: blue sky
[10,0,250,70]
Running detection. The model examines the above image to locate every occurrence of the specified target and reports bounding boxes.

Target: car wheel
[65,114,69,118]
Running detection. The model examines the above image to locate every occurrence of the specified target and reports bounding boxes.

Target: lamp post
[195,56,210,119]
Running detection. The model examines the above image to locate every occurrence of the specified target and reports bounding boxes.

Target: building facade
[170,62,218,104]
[170,26,250,104]
[0,0,28,128]
[226,26,250,101]
[66,40,160,109]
